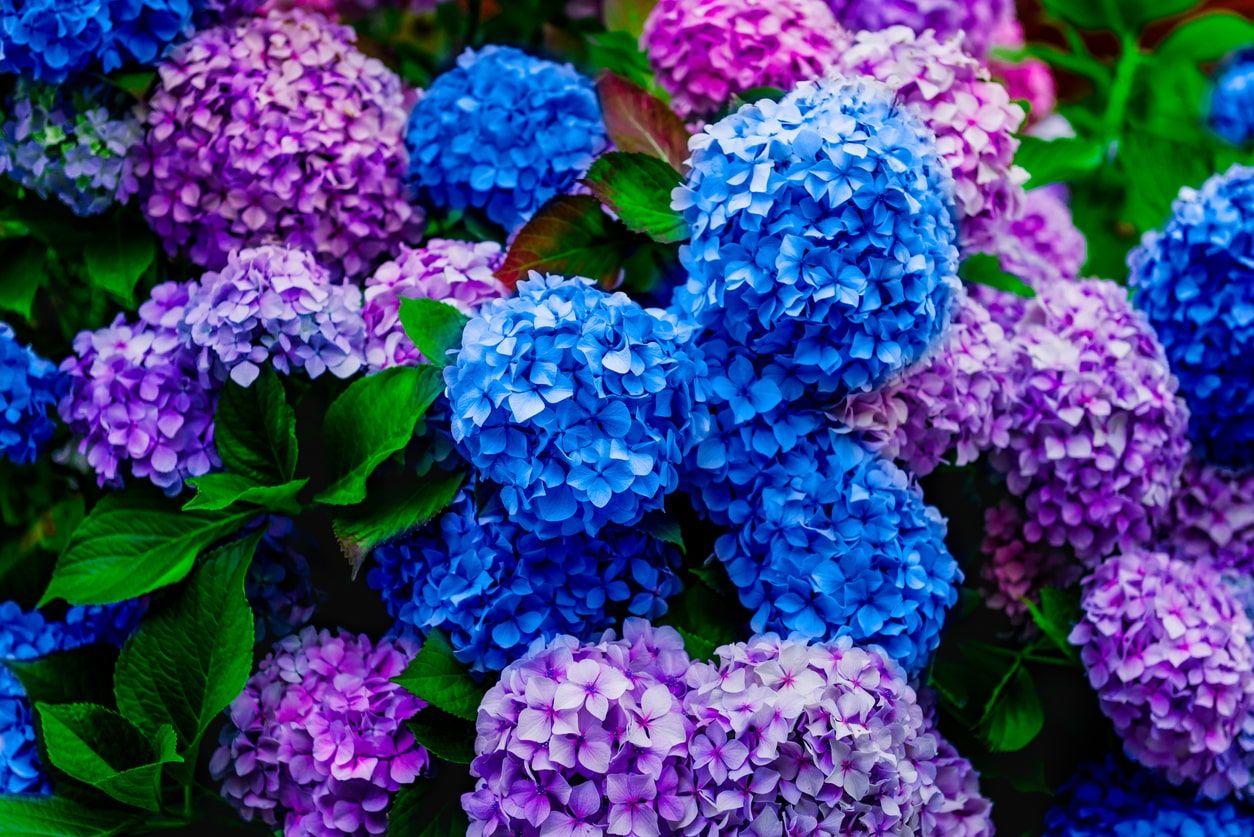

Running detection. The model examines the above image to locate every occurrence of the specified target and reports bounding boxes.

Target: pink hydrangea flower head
[979,499,1082,623]
[210,627,428,836]
[642,0,850,120]
[126,10,419,277]
[826,0,1013,60]
[1160,458,1254,574]
[362,238,506,370]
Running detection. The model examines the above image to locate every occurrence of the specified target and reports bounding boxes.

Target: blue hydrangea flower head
[0,666,43,794]
[99,0,193,71]
[368,483,682,674]
[0,0,111,83]
[1210,49,1254,147]
[445,272,707,538]
[405,45,608,231]
[245,518,321,644]
[674,74,960,396]
[0,322,64,465]
[1128,165,1254,468]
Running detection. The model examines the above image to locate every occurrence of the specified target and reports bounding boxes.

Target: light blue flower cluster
[1210,49,1254,147]
[367,484,682,674]
[405,45,607,231]
[674,75,960,395]
[1128,165,1254,468]
[0,322,63,465]
[0,0,194,84]
[445,273,706,538]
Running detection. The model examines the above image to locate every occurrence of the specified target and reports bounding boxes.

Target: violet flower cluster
[0,322,63,465]
[825,0,1013,60]
[978,499,1080,624]
[405,46,607,231]
[1158,458,1253,575]
[445,273,706,538]
[362,238,506,370]
[126,9,418,276]
[641,0,849,121]
[210,627,429,836]
[1210,48,1254,147]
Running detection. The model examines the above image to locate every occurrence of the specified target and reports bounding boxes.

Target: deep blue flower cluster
[245,518,320,644]
[1045,757,1254,836]
[405,45,607,231]
[0,0,193,84]
[367,484,682,674]
[674,75,960,395]
[445,273,707,538]
[0,322,64,465]
[1210,49,1254,147]
[1128,165,1254,468]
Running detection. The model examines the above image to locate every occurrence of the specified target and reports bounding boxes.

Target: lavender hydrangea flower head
[445,273,706,538]
[405,45,607,231]
[0,0,110,83]
[1128,165,1254,468]
[0,80,140,216]
[923,732,994,836]
[211,627,428,836]
[0,322,63,465]
[1070,551,1254,796]
[832,26,1027,239]
[990,279,1190,564]
[676,75,960,396]
[246,517,321,643]
[362,238,506,370]
[825,0,1013,59]
[979,500,1080,623]
[180,245,366,387]
[127,9,418,276]
[681,635,939,833]
[1159,458,1253,574]
[1210,49,1254,147]
[368,484,682,674]
[59,282,219,492]
[641,0,850,121]
[832,291,1013,477]
[463,621,696,836]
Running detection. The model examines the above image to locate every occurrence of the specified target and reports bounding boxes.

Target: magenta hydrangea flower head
[681,635,940,833]
[180,245,366,387]
[825,0,1013,59]
[1070,550,1254,797]
[126,9,418,277]
[832,26,1027,239]
[211,627,429,836]
[989,18,1057,122]
[362,238,506,371]
[59,281,219,493]
[832,291,1014,477]
[641,0,849,121]
[989,279,1190,564]
[979,499,1081,623]
[1159,458,1253,575]
[462,620,697,836]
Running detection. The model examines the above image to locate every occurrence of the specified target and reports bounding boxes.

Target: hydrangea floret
[825,0,1013,59]
[1210,49,1254,147]
[1158,458,1253,575]
[0,322,63,465]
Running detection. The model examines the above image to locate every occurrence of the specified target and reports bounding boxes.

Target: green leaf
[37,704,181,811]
[602,0,655,36]
[596,72,690,171]
[638,510,685,554]
[498,195,631,290]
[731,86,787,107]
[1022,588,1081,662]
[979,667,1044,752]
[660,581,739,662]
[83,220,155,307]
[184,473,307,514]
[1041,0,1196,31]
[583,152,687,243]
[959,254,1037,298]
[407,711,476,765]
[7,645,118,707]
[113,531,259,747]
[583,33,665,101]
[392,630,485,722]
[317,365,443,506]
[674,627,720,662]
[398,297,470,369]
[1157,11,1254,63]
[1016,136,1106,187]
[1118,0,1198,31]
[387,780,471,837]
[1119,131,1213,232]
[332,470,465,576]
[41,491,256,606]
[214,366,299,483]
[0,240,48,320]
[0,795,141,836]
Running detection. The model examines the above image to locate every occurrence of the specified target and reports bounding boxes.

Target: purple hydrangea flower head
[210,627,429,836]
[180,245,366,387]
[246,517,321,643]
[362,238,506,371]
[0,321,63,465]
[978,499,1080,623]
[1210,49,1254,147]
[1128,165,1254,468]
[0,0,110,83]
[832,27,1027,239]
[0,80,140,216]
[368,483,682,674]
[1046,756,1254,835]
[989,18,1056,123]
[832,291,1013,477]
[990,279,1190,564]
[193,0,264,25]
[445,273,706,538]
[59,281,219,492]
[922,732,994,836]
[1070,551,1254,796]
[405,45,607,232]
[98,0,194,70]
[463,621,697,836]
[127,9,418,276]
[1159,458,1253,574]
[676,75,960,396]
[641,0,850,121]
[681,635,940,832]
[825,0,1013,59]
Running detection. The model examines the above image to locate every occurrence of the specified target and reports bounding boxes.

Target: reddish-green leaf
[499,195,630,289]
[596,72,690,171]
